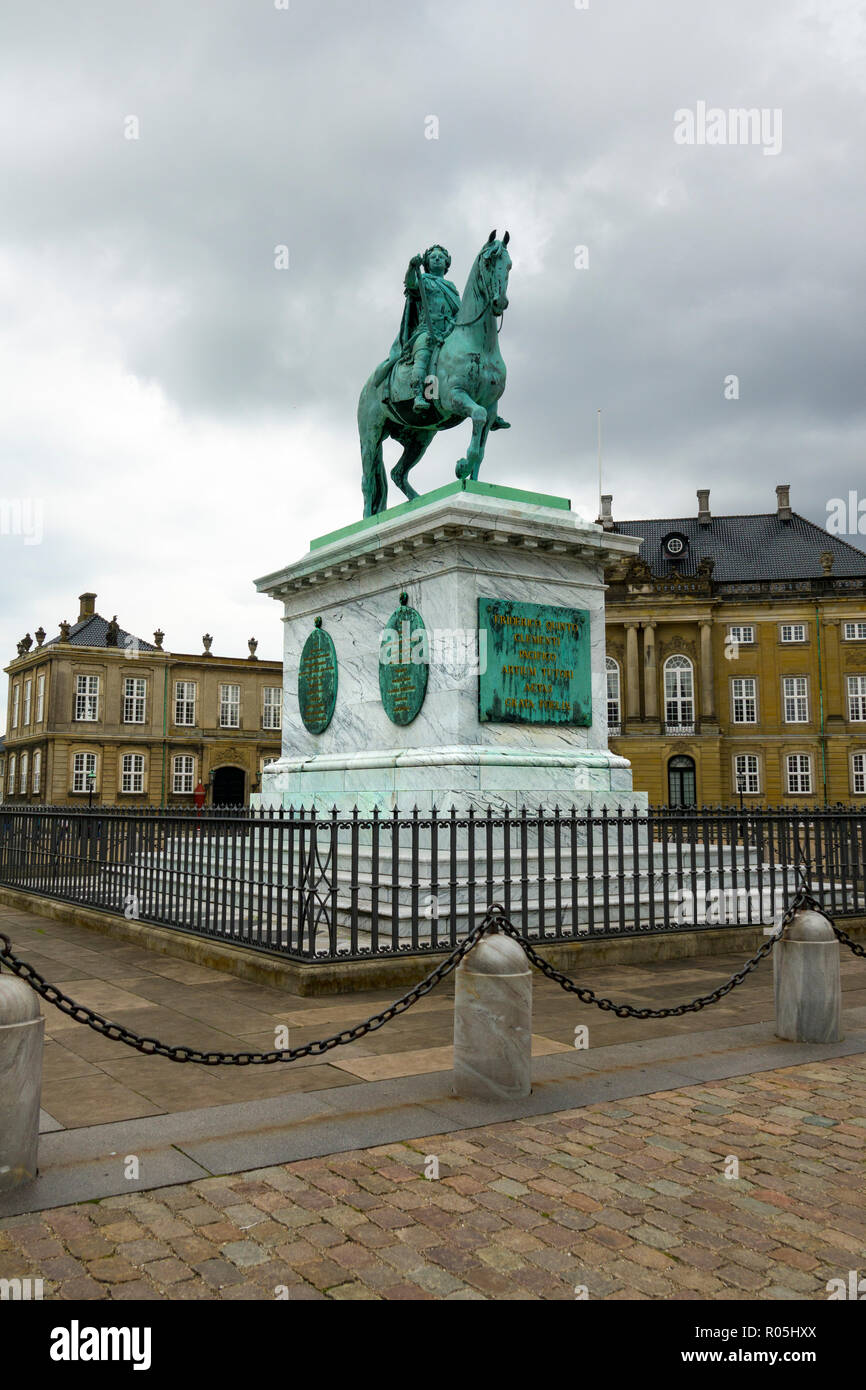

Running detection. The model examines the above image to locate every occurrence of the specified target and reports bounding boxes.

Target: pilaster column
[699,620,715,724]
[822,618,843,721]
[625,623,640,720]
[642,621,658,720]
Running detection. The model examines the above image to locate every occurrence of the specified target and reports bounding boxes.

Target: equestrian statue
[358,230,512,517]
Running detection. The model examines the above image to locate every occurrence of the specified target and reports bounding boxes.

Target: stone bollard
[453,929,532,1100]
[774,907,842,1044]
[0,975,44,1192]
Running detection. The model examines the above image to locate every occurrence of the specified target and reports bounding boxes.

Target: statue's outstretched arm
[404,254,423,293]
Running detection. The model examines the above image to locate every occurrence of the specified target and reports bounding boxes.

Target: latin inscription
[478,598,591,725]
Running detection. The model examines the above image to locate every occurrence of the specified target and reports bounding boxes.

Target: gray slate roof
[612,512,866,581]
[44,614,157,652]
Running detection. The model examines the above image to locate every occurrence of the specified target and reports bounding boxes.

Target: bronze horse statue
[358,231,512,517]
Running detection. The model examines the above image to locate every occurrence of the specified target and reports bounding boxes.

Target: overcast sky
[2,0,865,708]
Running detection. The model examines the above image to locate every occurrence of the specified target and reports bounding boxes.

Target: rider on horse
[375,244,461,412]
[374,243,509,427]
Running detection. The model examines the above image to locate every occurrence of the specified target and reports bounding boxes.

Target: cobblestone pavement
[2,1053,864,1301]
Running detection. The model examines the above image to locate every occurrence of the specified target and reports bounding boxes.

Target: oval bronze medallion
[379,592,429,726]
[298,620,337,734]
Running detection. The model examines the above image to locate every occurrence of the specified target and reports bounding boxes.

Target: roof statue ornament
[104,615,119,646]
[359,230,512,518]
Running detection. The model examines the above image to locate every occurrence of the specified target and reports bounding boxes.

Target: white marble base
[257,742,643,815]
[254,484,644,815]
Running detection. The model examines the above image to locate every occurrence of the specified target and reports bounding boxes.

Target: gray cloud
[2,0,865,712]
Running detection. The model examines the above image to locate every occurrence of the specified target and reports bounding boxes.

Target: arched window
[605,657,621,733]
[20,751,29,795]
[664,655,695,732]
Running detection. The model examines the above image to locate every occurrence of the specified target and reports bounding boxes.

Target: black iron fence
[0,803,863,963]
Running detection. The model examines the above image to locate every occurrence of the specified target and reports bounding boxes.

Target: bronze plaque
[478,597,591,725]
[379,595,429,726]
[297,621,337,735]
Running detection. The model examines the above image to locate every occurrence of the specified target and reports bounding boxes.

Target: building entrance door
[211,766,245,806]
[668,755,696,807]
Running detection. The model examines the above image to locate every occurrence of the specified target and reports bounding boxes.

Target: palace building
[601,484,866,806]
[3,593,281,806]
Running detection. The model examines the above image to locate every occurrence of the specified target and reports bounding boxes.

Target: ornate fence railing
[0,803,863,963]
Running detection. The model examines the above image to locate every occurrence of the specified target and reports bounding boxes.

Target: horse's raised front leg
[450,389,488,482]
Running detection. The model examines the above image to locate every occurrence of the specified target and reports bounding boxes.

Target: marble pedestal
[253,481,645,815]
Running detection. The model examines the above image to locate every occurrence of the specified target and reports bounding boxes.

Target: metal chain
[483,892,808,1020]
[1,884,861,1058]
[777,877,866,961]
[0,913,496,1066]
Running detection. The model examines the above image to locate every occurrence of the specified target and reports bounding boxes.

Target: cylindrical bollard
[774,908,842,1044]
[453,929,532,1099]
[0,976,44,1192]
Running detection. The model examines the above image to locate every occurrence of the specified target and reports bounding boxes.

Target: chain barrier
[1,884,862,1058]
[0,915,496,1066]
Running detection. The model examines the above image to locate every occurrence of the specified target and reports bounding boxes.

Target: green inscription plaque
[298,618,337,734]
[379,592,429,726]
[478,597,591,725]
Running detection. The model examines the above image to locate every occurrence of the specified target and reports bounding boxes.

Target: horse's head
[479,229,512,314]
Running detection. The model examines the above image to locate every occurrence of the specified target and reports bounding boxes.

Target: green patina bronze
[478,597,592,726]
[359,231,513,518]
[379,592,429,726]
[298,617,337,735]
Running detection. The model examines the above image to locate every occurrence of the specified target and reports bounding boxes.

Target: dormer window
[662,532,689,561]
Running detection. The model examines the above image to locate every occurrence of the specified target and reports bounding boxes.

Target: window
[782,676,809,723]
[172,755,195,794]
[664,655,695,732]
[668,754,696,808]
[23,679,31,725]
[19,752,28,794]
[36,673,45,722]
[731,677,757,724]
[72,751,97,794]
[75,674,99,721]
[843,622,866,641]
[121,753,144,794]
[786,754,812,796]
[32,749,41,796]
[262,686,282,730]
[848,675,866,722]
[605,657,621,732]
[175,680,196,726]
[8,754,16,795]
[780,623,806,643]
[853,752,866,795]
[11,684,19,728]
[219,683,240,728]
[123,677,146,723]
[666,537,683,555]
[728,625,755,645]
[734,754,760,795]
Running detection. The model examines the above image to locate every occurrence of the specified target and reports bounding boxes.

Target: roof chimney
[597,494,615,531]
[697,489,711,526]
[78,592,97,621]
[776,483,792,523]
